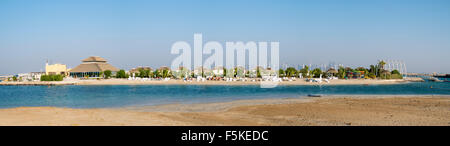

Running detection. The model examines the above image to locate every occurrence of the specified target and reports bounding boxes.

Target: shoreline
[0,95,448,126]
[119,94,450,112]
[0,78,420,86]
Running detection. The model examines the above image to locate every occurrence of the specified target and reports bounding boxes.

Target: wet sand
[0,95,448,126]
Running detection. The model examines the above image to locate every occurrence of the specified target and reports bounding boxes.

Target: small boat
[429,77,444,82]
[307,94,322,97]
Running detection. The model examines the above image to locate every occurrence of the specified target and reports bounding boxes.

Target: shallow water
[0,82,448,108]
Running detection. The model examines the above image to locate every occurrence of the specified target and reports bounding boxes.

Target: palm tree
[162,69,170,78]
[299,65,309,78]
[278,69,285,77]
[154,70,160,78]
[338,66,346,79]
[378,60,386,70]
[311,68,322,78]
[369,65,376,74]
[223,68,227,77]
[256,67,261,78]
[285,67,297,77]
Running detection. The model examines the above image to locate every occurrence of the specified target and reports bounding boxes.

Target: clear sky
[0,0,449,75]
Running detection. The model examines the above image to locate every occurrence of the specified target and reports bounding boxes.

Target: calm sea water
[0,82,449,108]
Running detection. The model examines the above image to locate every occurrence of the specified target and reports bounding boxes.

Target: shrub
[139,69,150,78]
[391,70,401,75]
[104,70,112,79]
[380,74,391,79]
[40,74,63,81]
[368,73,376,79]
[285,67,297,77]
[391,74,403,79]
[311,68,322,78]
[116,70,127,78]
[278,69,285,77]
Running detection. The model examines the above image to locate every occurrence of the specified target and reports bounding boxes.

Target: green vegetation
[234,67,244,77]
[161,69,170,78]
[154,70,160,78]
[311,68,322,78]
[378,61,386,69]
[299,65,309,78]
[391,69,400,75]
[104,70,112,79]
[368,73,376,79]
[278,69,285,77]
[139,69,150,78]
[388,69,403,79]
[256,68,261,78]
[102,60,403,80]
[285,67,297,77]
[223,68,227,77]
[172,67,190,79]
[116,70,128,78]
[390,74,403,79]
[40,74,64,81]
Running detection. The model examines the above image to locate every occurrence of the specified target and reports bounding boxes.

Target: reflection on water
[0,82,448,108]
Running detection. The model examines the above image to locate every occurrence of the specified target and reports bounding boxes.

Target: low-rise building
[46,63,68,75]
[212,66,224,77]
[129,66,153,77]
[69,56,120,78]
[0,75,12,82]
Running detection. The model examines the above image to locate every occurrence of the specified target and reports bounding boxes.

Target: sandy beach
[0,95,448,126]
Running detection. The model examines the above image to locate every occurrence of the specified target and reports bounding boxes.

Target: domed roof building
[69,56,119,78]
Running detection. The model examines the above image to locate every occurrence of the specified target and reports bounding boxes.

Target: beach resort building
[129,66,153,77]
[45,63,68,75]
[69,56,119,78]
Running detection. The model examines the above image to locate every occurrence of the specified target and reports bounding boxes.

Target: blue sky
[0,0,449,74]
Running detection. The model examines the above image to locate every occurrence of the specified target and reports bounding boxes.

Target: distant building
[193,66,209,77]
[158,66,170,71]
[129,66,153,75]
[46,62,68,75]
[17,72,45,81]
[0,75,12,82]
[31,72,45,81]
[212,66,224,76]
[69,56,120,78]
[128,66,153,77]
[172,66,190,78]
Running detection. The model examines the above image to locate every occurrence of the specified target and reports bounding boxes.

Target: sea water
[0,82,448,108]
